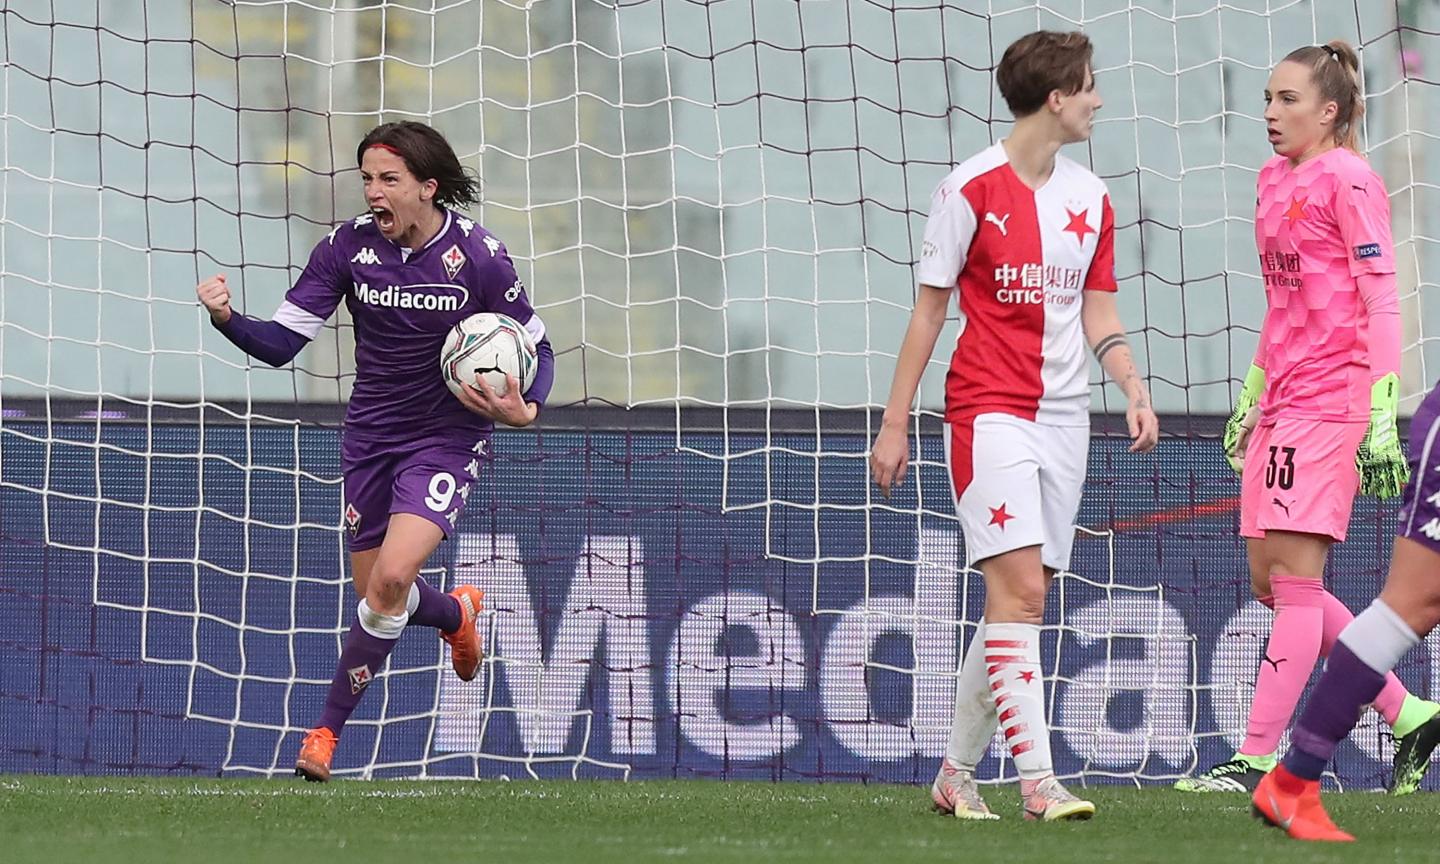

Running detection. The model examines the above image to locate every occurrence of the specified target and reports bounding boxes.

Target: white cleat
[931,759,1000,821]
[1022,776,1096,822]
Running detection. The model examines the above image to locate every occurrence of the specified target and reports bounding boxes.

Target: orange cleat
[1251,766,1353,842]
[295,726,338,783]
[442,585,486,682]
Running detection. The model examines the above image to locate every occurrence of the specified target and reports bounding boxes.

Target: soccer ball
[440,312,537,399]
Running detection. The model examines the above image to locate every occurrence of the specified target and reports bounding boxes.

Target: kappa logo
[348,663,373,694]
[442,244,467,279]
[457,216,475,237]
[351,247,381,266]
[483,236,501,257]
[1420,517,1440,541]
[353,213,374,227]
[985,212,1011,236]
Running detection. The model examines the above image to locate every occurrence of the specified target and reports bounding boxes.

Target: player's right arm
[197,228,348,367]
[197,273,309,367]
[871,175,974,497]
[1224,324,1269,473]
[1227,177,1279,472]
[871,284,953,497]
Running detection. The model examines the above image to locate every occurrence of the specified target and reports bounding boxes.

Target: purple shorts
[340,432,490,552]
[1397,386,1440,551]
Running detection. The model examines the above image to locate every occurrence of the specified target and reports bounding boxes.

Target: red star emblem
[1063,208,1094,244]
[988,503,1014,530]
[1017,670,1036,684]
[1284,196,1307,222]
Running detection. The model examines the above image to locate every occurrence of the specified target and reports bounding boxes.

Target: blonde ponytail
[1282,40,1364,151]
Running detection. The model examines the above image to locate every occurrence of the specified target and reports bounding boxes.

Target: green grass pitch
[2,777,1437,863]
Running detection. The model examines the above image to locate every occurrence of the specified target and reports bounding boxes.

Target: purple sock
[409,578,461,633]
[1285,642,1386,780]
[316,620,400,735]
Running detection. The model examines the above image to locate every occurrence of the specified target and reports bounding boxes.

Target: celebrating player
[870,30,1159,822]
[196,121,555,781]
[1175,41,1440,795]
[1252,383,1440,841]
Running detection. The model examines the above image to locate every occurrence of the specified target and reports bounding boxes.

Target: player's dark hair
[1282,41,1364,152]
[996,31,1094,118]
[356,121,481,209]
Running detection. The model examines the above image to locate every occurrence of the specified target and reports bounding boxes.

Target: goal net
[1,0,1437,787]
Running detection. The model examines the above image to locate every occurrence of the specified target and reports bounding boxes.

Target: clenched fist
[196,274,232,325]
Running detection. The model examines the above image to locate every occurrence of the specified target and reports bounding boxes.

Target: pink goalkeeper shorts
[1239,416,1367,542]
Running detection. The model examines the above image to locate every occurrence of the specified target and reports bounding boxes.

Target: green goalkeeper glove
[1223,364,1266,473]
[1357,372,1409,498]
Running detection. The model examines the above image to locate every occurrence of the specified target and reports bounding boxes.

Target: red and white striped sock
[985,622,1053,791]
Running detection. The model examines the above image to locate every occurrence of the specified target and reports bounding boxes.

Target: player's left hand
[1357,372,1409,498]
[457,373,538,427]
[1126,397,1159,453]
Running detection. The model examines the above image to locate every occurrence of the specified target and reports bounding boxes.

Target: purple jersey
[1397,384,1440,551]
[274,209,549,441]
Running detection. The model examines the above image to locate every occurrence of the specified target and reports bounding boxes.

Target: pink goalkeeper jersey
[1254,147,1395,422]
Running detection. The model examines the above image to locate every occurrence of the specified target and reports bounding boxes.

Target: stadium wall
[0,409,1427,789]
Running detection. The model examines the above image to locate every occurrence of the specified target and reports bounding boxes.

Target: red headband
[366,143,404,158]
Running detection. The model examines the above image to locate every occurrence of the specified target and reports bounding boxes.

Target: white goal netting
[2,0,1440,786]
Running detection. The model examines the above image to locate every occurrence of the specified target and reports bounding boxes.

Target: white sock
[405,582,421,617]
[946,618,998,770]
[984,622,1053,781]
[1339,599,1420,674]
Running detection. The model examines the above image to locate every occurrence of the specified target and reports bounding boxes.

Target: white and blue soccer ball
[440,312,537,399]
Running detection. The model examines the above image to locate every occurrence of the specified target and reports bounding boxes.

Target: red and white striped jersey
[916,142,1117,426]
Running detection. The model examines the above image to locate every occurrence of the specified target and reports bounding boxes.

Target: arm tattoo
[1093,333,1128,364]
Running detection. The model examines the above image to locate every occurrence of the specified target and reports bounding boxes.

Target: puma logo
[1272,497,1291,517]
[1262,654,1287,673]
[985,212,1010,236]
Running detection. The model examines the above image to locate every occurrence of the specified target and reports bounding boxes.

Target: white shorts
[944,413,1088,571]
